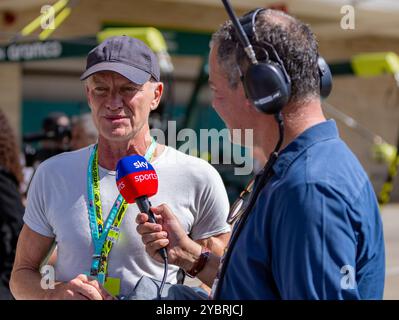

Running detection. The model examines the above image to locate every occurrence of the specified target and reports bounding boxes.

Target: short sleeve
[23,164,55,238]
[189,164,231,240]
[271,183,361,299]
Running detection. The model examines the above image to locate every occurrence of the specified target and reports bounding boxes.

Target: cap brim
[80,61,151,85]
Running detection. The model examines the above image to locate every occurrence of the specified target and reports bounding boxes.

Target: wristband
[185,247,210,278]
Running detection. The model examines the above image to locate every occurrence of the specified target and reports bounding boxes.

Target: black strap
[213,113,284,299]
[214,154,277,299]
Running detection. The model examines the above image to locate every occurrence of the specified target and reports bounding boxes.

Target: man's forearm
[10,268,55,299]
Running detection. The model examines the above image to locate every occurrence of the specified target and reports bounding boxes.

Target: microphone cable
[142,202,169,299]
[159,256,169,299]
[150,206,169,299]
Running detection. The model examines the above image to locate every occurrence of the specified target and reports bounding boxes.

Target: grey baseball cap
[80,35,160,84]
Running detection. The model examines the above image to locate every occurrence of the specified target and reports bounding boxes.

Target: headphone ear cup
[318,56,333,99]
[243,62,291,114]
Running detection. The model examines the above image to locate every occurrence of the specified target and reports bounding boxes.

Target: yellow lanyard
[87,138,156,283]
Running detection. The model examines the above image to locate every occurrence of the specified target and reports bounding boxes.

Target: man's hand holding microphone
[116,154,220,289]
[136,204,202,271]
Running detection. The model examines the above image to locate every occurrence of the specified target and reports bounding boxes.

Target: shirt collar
[272,119,339,178]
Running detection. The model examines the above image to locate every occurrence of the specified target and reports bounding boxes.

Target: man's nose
[105,92,124,110]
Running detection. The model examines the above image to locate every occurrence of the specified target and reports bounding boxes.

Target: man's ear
[150,82,164,111]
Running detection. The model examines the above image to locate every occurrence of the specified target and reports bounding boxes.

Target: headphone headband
[239,8,264,40]
[238,8,291,86]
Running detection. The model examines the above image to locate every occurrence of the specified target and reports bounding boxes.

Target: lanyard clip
[90,268,98,276]
[90,254,102,276]
[92,254,101,262]
[89,255,106,285]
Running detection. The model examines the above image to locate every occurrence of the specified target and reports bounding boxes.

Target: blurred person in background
[28,112,72,165]
[70,113,98,150]
[22,112,72,196]
[0,108,24,300]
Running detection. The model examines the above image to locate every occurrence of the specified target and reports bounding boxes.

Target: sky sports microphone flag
[116,154,168,262]
[116,154,158,204]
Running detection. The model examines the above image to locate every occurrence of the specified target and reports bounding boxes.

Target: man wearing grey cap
[10,36,230,300]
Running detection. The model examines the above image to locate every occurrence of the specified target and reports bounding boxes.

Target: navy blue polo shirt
[216,120,385,299]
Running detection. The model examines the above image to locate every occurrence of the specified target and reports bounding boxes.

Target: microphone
[116,154,167,260]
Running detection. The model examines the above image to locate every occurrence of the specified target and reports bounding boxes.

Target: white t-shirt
[24,145,230,296]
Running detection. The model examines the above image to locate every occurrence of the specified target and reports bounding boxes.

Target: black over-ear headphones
[223,4,332,115]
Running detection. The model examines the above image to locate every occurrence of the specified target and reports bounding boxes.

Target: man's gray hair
[210,9,320,105]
